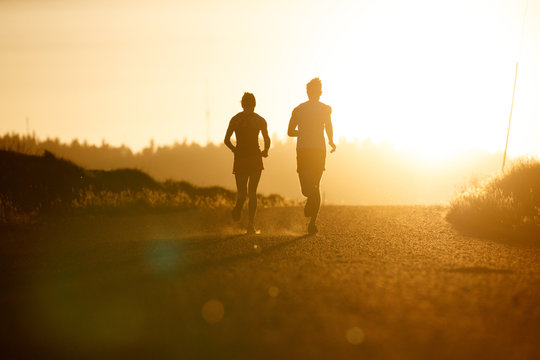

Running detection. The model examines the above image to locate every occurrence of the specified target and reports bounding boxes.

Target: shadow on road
[148,233,311,276]
[453,225,540,248]
[446,266,514,274]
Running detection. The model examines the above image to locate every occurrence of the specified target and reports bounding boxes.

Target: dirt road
[2,206,539,359]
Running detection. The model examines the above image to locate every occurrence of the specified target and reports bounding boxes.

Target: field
[2,206,540,359]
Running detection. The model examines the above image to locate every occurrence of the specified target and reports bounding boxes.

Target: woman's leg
[246,170,262,228]
[233,173,248,221]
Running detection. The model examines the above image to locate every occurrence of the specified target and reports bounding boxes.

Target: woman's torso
[231,111,264,156]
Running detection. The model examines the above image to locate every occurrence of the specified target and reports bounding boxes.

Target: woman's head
[241,92,256,111]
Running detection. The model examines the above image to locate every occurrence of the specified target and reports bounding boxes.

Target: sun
[307,0,523,159]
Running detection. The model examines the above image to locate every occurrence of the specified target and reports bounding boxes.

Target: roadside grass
[447,159,540,239]
[0,150,291,226]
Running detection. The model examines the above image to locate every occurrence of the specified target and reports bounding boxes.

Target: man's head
[306,78,322,101]
[241,92,256,112]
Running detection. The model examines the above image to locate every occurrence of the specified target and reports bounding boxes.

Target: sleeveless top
[230,111,267,157]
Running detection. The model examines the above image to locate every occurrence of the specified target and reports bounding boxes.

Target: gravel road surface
[2,206,539,359]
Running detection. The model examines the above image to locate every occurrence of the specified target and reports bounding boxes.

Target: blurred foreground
[2,206,539,359]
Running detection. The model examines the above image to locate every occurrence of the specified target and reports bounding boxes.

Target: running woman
[224,92,271,234]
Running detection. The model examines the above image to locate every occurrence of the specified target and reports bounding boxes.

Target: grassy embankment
[447,159,540,239]
[0,150,288,225]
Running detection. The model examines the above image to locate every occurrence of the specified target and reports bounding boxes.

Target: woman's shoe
[307,222,318,235]
[232,205,242,221]
[246,225,258,235]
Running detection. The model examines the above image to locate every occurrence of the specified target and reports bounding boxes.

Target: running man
[288,78,336,234]
[224,92,271,234]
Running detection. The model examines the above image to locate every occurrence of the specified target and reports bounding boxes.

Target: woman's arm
[224,120,236,153]
[261,121,271,158]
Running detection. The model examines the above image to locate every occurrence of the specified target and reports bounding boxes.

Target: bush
[447,159,540,238]
[0,150,291,225]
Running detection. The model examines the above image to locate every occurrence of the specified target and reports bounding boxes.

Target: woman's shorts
[296,148,326,173]
[233,154,263,175]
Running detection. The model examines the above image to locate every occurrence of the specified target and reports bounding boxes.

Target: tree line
[1,133,503,204]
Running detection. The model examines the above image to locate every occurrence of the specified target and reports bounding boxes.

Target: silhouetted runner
[288,78,336,234]
[224,92,271,234]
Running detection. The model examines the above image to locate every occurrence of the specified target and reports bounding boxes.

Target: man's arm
[325,108,336,153]
[287,110,298,137]
[261,120,271,158]
[224,120,236,153]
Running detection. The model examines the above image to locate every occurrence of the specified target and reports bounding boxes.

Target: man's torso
[292,101,331,150]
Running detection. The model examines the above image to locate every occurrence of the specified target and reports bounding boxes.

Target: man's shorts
[296,148,326,173]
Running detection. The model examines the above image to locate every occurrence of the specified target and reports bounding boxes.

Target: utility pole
[502,0,529,172]
[502,62,519,172]
[205,80,211,145]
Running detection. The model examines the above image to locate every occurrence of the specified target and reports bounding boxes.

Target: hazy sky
[1,0,539,156]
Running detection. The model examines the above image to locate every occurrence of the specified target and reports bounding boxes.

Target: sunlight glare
[202,299,225,324]
[346,326,365,345]
[314,0,526,156]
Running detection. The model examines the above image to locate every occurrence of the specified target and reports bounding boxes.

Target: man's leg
[246,171,262,230]
[298,170,323,232]
[309,170,323,221]
[233,174,248,221]
[298,171,313,217]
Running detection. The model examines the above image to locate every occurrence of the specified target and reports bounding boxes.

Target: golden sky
[1,0,539,156]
